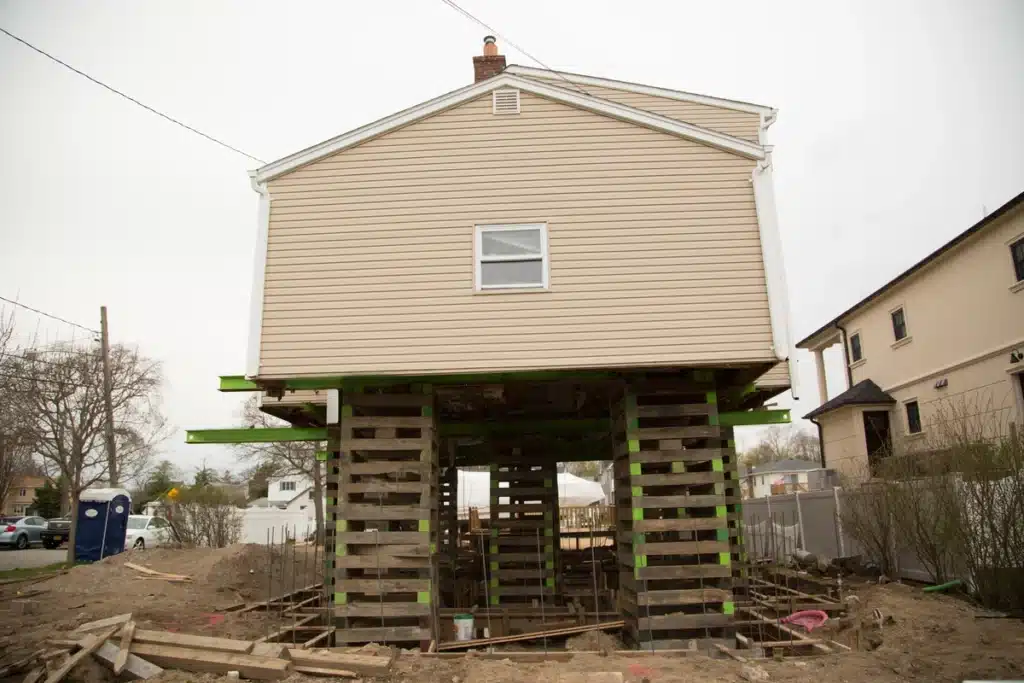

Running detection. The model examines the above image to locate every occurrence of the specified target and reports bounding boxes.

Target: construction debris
[123,562,192,582]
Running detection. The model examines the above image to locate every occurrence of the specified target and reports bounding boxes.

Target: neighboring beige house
[2,475,45,516]
[798,191,1024,481]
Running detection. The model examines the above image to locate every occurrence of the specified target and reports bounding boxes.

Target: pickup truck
[41,516,71,549]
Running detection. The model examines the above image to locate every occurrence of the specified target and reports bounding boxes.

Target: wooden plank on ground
[332,626,427,643]
[436,621,624,651]
[113,621,136,675]
[22,668,45,683]
[93,640,163,680]
[73,614,132,634]
[334,603,430,617]
[127,644,289,680]
[133,629,253,654]
[45,628,116,683]
[286,650,390,677]
[291,666,357,678]
[123,563,191,581]
[250,643,287,659]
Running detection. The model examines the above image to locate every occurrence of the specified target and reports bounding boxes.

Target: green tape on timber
[708,413,720,426]
[335,544,346,556]
[728,439,735,449]
[625,394,637,410]
[430,542,436,553]
[490,561,498,571]
[735,503,743,513]
[712,459,724,472]
[422,405,433,417]
[315,450,328,461]
[490,595,499,605]
[419,520,430,532]
[491,529,498,538]
[545,543,554,555]
[418,591,431,604]
[546,577,555,587]
[490,543,497,554]
[334,592,347,605]
[628,439,640,453]
[716,528,728,541]
[632,508,643,521]
[341,404,353,417]
[677,508,686,517]
[544,511,552,521]
[705,390,718,405]
[326,497,335,506]
[490,577,498,587]
[544,478,553,488]
[723,601,735,615]
[629,462,642,476]
[635,555,647,568]
[716,505,728,517]
[544,527,553,537]
[631,486,642,498]
[633,533,644,545]
[719,552,731,566]
[634,567,640,580]
[741,551,748,562]
[546,560,554,570]
[336,520,348,532]
[628,417,639,431]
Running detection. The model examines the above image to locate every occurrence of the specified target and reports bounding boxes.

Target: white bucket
[454,614,474,641]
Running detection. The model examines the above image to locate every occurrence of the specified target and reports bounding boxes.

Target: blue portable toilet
[75,488,132,562]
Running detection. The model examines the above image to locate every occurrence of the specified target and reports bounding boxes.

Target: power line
[0,295,99,334]
[437,0,592,97]
[0,26,266,164]
[0,371,95,390]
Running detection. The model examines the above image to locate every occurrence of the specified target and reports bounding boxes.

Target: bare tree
[8,341,167,561]
[741,425,820,465]
[0,308,35,510]
[233,396,325,543]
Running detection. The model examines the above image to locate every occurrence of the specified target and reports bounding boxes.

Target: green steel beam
[219,375,260,392]
[185,427,327,444]
[440,418,609,437]
[718,409,791,427]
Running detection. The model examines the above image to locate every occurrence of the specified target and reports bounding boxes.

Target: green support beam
[185,427,328,444]
[219,375,260,392]
[718,409,791,427]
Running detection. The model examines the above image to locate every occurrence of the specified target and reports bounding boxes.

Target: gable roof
[797,189,1024,349]
[252,72,765,184]
[803,379,895,420]
[505,65,776,119]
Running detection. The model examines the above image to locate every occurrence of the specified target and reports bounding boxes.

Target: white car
[125,515,173,549]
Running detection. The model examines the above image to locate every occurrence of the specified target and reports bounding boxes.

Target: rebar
[477,530,493,639]
[536,527,547,654]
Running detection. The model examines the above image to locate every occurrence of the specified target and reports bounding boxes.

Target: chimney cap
[483,35,496,45]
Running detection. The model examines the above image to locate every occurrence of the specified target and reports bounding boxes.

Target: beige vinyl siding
[260,91,774,378]
[520,76,762,142]
[754,362,790,389]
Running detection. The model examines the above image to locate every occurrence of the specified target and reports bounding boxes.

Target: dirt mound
[565,630,621,652]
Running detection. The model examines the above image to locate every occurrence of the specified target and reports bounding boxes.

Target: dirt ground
[2,546,1023,683]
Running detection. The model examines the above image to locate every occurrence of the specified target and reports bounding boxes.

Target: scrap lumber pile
[22,612,394,682]
[123,562,193,583]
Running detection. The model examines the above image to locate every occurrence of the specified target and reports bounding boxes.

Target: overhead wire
[0,26,266,164]
[0,295,99,334]
[437,0,593,97]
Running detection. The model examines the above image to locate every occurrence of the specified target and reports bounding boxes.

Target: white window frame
[474,223,549,291]
[279,480,296,492]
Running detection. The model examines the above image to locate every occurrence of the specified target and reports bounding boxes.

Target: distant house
[738,459,832,499]
[798,190,1024,481]
[2,475,45,516]
[266,475,313,505]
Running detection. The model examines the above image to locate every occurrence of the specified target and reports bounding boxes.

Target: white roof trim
[505,65,776,117]
[253,73,765,183]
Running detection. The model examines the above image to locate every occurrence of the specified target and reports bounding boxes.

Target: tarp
[75,488,131,562]
[457,470,606,517]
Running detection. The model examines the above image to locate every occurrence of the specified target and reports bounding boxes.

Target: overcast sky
[2,0,1022,479]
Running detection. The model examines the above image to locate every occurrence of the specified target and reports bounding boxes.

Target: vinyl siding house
[798,190,1024,482]
[194,38,795,650]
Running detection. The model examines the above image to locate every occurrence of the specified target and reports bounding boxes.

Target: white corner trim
[245,172,270,379]
[253,74,764,183]
[504,65,775,116]
[751,154,794,382]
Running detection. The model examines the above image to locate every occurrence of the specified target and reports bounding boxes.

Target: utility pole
[100,306,118,487]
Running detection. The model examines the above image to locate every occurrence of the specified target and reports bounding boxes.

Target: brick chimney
[473,36,506,82]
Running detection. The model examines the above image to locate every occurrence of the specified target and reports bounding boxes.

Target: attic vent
[492,88,520,115]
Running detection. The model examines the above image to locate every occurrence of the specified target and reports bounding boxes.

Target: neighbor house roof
[803,379,895,420]
[740,459,821,477]
[797,190,1024,349]
[252,71,766,184]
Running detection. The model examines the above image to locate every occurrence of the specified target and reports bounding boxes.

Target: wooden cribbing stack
[613,375,737,650]
[331,385,439,647]
[488,454,559,606]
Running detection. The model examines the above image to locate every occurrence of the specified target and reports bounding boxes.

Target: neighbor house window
[1012,236,1024,282]
[849,333,863,363]
[475,224,549,290]
[19,488,26,497]
[891,307,908,341]
[905,400,922,434]
[279,481,296,492]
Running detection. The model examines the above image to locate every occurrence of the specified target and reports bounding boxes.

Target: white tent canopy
[457,470,606,517]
